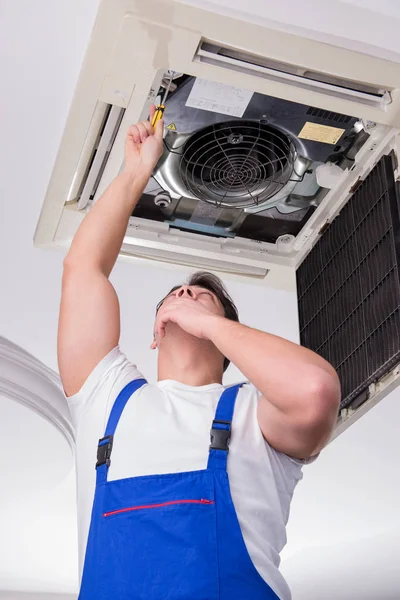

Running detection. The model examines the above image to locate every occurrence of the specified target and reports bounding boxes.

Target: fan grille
[179,121,296,208]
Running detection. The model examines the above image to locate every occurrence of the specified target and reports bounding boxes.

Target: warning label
[166,123,177,131]
[298,122,345,145]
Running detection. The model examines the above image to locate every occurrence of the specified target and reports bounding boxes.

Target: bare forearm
[66,170,150,276]
[208,316,339,413]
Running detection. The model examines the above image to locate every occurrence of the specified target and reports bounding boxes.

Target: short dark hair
[156,271,239,372]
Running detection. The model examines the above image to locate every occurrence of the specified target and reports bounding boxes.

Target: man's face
[151,285,225,348]
[160,285,224,316]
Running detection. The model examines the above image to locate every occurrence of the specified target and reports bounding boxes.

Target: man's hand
[124,105,164,177]
[153,298,222,344]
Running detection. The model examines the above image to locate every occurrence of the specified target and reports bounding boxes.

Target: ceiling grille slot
[306,107,352,123]
[195,40,392,108]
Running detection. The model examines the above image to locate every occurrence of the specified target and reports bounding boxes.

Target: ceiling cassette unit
[35,0,400,435]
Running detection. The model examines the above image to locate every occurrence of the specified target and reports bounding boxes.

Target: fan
[178,121,297,209]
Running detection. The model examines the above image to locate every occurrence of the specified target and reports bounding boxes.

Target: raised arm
[58,110,163,396]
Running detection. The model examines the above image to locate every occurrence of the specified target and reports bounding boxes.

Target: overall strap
[96,378,147,485]
[207,383,244,472]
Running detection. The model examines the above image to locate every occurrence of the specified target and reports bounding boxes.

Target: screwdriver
[151,71,175,127]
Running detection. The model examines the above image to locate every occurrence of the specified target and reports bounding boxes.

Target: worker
[58,106,341,599]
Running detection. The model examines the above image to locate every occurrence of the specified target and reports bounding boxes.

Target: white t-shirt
[67,346,306,600]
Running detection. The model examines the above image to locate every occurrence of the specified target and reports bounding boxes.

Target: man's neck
[157,345,223,387]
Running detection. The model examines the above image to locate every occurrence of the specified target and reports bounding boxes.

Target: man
[58,106,340,599]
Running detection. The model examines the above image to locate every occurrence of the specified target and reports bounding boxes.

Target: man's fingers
[149,104,156,120]
[142,120,154,136]
[157,309,172,339]
[127,119,155,146]
[160,313,169,338]
[154,118,164,142]
[136,122,150,142]
[127,124,140,144]
[128,105,163,147]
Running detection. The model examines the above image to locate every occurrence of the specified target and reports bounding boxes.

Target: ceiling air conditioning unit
[34,0,400,436]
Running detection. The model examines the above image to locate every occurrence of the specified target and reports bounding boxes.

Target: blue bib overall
[79,379,280,599]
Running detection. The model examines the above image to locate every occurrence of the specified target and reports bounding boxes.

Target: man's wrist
[204,314,230,342]
[120,168,152,190]
[207,315,245,347]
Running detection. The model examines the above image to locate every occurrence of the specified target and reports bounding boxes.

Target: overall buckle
[96,434,114,468]
[210,420,231,451]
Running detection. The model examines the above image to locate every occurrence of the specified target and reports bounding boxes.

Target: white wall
[0,0,101,371]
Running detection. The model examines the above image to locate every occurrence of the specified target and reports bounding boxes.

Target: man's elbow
[62,253,104,279]
[63,252,83,274]
[301,370,341,454]
[308,368,341,413]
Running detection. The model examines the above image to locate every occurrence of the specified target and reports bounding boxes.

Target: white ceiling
[1,0,400,598]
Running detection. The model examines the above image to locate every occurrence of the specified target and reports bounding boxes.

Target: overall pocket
[98,471,219,600]
[102,497,214,517]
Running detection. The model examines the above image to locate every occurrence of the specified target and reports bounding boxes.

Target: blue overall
[79,379,280,599]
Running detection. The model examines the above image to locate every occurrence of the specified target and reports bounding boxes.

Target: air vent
[297,155,400,409]
[306,107,352,124]
[195,41,391,108]
[66,102,125,210]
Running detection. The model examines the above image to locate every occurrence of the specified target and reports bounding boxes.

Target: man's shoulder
[66,346,143,425]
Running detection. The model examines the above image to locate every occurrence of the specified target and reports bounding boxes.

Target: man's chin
[163,324,206,346]
[165,323,191,338]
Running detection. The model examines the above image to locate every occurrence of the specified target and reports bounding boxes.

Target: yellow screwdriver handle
[151,105,165,127]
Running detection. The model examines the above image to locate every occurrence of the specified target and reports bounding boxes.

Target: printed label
[298,122,345,145]
[185,78,253,118]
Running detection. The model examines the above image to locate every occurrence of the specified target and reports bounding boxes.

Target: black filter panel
[297,155,400,409]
